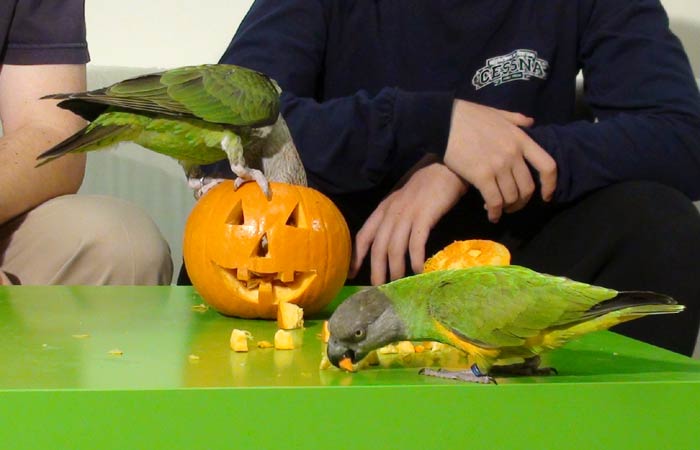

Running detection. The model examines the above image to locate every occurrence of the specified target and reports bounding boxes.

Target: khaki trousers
[0,195,173,285]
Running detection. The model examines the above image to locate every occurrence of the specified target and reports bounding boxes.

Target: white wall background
[85,0,254,68]
[86,0,700,73]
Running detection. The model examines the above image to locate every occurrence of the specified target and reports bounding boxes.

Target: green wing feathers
[388,266,682,349]
[36,64,281,166]
[162,65,280,126]
[43,64,280,127]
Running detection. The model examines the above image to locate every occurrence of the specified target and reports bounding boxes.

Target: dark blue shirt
[221,0,700,211]
[1,0,89,65]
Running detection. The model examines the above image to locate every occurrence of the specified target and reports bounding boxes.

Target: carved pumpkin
[183,181,351,319]
[423,239,511,272]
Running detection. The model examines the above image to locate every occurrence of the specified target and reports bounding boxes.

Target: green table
[1,286,699,449]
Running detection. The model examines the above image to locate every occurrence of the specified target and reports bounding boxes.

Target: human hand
[443,99,557,223]
[348,161,468,285]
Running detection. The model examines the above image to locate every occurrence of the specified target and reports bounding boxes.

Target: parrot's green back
[36,64,281,168]
[52,64,280,127]
[377,266,681,351]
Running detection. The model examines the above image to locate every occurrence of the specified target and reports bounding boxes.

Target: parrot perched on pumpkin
[36,64,307,199]
[327,265,684,383]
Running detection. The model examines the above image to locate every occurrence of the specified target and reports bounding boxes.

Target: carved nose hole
[253,233,269,257]
[226,200,244,225]
[285,203,307,228]
[286,205,299,227]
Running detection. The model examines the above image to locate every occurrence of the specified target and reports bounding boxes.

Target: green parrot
[36,64,307,198]
[327,265,684,383]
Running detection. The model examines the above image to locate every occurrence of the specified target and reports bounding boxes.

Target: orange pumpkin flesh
[277,302,304,330]
[423,239,511,272]
[183,181,351,319]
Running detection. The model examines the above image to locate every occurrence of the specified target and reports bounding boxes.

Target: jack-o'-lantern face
[183,181,351,319]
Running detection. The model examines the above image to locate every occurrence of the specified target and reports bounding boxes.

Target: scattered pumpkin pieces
[364,351,380,366]
[230,329,253,352]
[108,349,124,356]
[71,334,90,339]
[396,341,416,354]
[377,343,398,355]
[423,239,511,272]
[188,354,200,361]
[319,352,333,370]
[319,340,465,372]
[256,340,274,349]
[320,320,330,343]
[191,303,209,312]
[274,329,303,350]
[277,302,304,330]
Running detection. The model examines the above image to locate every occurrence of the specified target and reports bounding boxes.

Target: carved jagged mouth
[226,268,306,289]
[221,267,317,304]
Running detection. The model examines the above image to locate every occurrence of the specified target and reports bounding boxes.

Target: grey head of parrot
[327,286,409,367]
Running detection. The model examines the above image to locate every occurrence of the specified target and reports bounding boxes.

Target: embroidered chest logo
[472,49,549,90]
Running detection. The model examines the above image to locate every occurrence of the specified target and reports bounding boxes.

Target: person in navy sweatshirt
[211,1,700,355]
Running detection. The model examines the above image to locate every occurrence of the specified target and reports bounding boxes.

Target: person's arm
[349,157,469,285]
[527,0,700,203]
[220,0,454,194]
[351,103,558,285]
[0,64,87,224]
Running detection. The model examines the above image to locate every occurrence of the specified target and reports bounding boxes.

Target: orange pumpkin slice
[423,239,511,272]
[230,329,252,352]
[277,301,304,330]
[339,357,356,372]
[320,320,330,343]
[274,329,303,350]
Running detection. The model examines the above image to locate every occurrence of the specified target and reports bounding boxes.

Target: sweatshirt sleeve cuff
[394,90,454,158]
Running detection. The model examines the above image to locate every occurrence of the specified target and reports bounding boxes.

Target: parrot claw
[189,177,225,200]
[418,367,497,384]
[231,165,272,200]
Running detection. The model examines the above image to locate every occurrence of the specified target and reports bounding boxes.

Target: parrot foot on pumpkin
[419,365,497,384]
[188,176,226,200]
[220,132,272,200]
[231,164,271,200]
[491,356,558,377]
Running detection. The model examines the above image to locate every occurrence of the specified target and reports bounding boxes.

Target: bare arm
[0,64,87,224]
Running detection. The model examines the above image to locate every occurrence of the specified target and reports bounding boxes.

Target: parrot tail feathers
[585,291,680,315]
[42,93,111,122]
[536,293,684,351]
[41,92,73,100]
[35,124,125,167]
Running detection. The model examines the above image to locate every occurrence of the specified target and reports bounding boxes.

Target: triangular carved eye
[285,203,307,228]
[226,200,245,226]
[252,233,269,257]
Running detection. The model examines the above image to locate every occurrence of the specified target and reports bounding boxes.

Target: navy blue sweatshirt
[220,0,700,213]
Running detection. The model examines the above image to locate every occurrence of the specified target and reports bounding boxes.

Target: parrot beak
[327,338,358,367]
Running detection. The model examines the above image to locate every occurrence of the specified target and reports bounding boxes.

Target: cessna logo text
[472,49,549,90]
